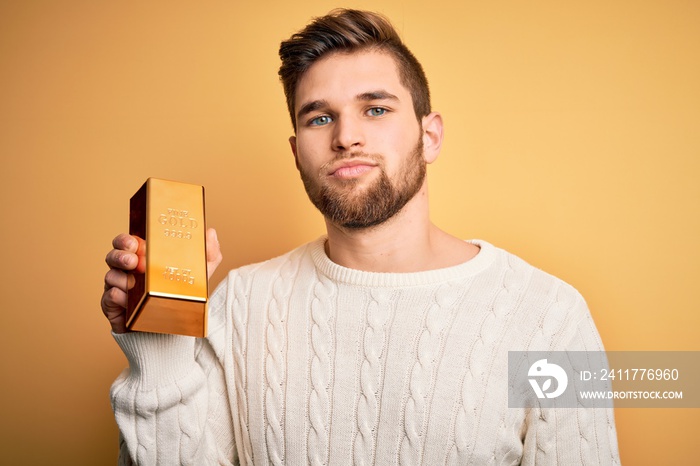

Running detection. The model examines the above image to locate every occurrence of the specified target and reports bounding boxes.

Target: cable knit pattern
[231,271,253,465]
[264,250,301,465]
[307,270,336,465]
[110,237,620,465]
[353,288,394,465]
[447,253,523,465]
[399,283,463,465]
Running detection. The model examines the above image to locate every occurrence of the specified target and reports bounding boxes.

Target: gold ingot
[126,178,208,337]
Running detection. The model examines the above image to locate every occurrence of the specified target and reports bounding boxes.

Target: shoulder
[472,240,592,347]
[473,239,584,304]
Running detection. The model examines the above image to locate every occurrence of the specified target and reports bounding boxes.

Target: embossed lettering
[163,266,195,285]
[159,207,199,236]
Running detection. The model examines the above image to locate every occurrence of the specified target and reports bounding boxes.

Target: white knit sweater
[111,238,620,465]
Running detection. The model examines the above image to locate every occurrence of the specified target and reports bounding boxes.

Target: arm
[521,299,621,465]
[110,317,236,465]
[102,230,235,465]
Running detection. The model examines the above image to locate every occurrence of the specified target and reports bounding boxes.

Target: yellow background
[1,1,698,464]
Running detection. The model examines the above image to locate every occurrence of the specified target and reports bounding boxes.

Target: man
[102,9,620,465]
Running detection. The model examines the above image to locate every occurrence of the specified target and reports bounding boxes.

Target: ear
[421,112,443,164]
[288,135,300,171]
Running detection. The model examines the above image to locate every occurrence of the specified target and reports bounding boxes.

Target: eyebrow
[297,99,329,121]
[356,90,399,102]
[296,90,400,121]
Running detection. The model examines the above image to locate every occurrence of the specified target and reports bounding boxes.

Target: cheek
[295,132,322,155]
[376,117,419,148]
[297,129,335,158]
[380,131,420,168]
[293,144,322,174]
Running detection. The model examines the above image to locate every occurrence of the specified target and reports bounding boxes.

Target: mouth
[327,159,379,179]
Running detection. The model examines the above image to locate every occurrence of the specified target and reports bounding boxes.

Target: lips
[327,159,379,179]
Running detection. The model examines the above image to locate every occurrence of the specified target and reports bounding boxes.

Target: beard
[299,137,426,230]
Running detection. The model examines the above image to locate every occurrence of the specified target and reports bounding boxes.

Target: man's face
[289,49,428,230]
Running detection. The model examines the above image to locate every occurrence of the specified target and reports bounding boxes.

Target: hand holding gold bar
[126,178,209,337]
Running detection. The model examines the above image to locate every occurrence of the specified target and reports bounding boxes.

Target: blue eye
[367,107,386,117]
[310,115,332,126]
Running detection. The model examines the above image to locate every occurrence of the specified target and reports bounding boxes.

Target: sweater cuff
[112,331,196,390]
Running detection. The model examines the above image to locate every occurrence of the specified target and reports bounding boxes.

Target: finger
[104,268,135,292]
[206,228,223,279]
[112,233,139,253]
[105,248,139,271]
[101,287,128,334]
[105,234,146,271]
[102,286,128,310]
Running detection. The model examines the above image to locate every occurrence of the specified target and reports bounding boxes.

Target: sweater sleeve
[110,278,236,465]
[521,295,621,466]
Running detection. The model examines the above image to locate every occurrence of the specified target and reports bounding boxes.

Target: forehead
[294,49,408,110]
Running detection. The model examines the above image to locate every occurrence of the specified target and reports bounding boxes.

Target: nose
[332,115,364,152]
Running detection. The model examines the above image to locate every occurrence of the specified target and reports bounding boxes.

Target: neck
[323,184,479,273]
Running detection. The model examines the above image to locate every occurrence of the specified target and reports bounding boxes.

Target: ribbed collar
[310,237,496,288]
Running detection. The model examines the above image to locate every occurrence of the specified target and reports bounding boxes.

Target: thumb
[206,228,223,279]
